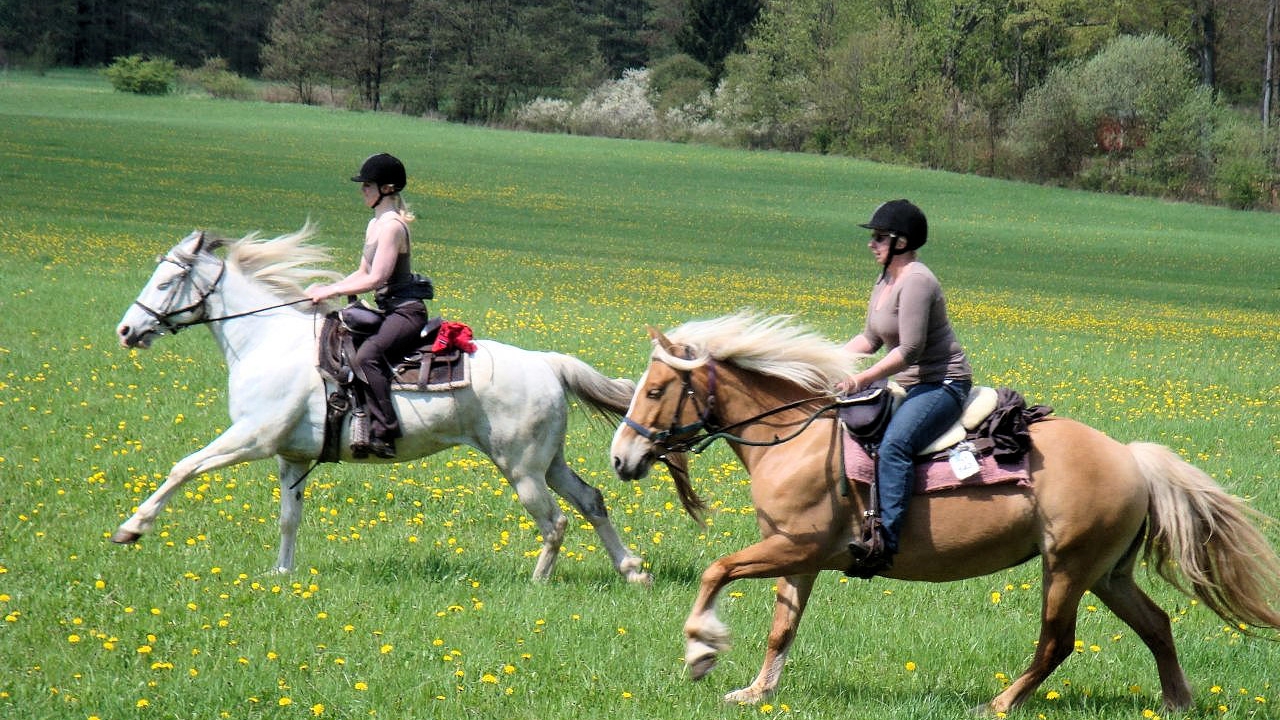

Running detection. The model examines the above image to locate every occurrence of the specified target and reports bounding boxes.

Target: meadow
[1,69,1278,720]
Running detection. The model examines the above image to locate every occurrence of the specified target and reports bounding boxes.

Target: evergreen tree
[676,0,762,83]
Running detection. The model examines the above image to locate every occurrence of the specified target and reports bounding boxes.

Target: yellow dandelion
[279,697,293,707]
[1045,690,1061,700]
[354,681,368,691]
[904,661,917,672]
[380,644,393,654]
[311,704,325,716]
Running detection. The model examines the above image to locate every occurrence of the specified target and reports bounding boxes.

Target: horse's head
[117,230,226,348]
[612,325,711,523]
[612,313,855,524]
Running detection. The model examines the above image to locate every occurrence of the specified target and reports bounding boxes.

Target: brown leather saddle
[316,311,470,461]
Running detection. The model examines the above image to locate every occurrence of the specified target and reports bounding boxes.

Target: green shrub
[1004,62,1092,181]
[103,55,177,95]
[181,57,254,100]
[1212,116,1274,209]
[1137,86,1220,199]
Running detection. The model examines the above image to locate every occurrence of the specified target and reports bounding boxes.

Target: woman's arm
[306,219,404,302]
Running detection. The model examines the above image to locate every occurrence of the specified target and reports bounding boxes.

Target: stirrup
[845,522,893,579]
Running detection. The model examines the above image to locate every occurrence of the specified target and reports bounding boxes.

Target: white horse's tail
[1131,441,1280,632]
[542,352,636,418]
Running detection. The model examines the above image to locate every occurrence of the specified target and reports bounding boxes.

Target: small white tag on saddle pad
[948,443,980,479]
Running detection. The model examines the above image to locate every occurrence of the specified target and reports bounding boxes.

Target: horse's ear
[192,230,206,253]
[647,325,676,352]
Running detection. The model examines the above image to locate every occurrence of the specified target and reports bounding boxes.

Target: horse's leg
[545,455,650,585]
[723,573,817,704]
[1090,566,1192,709]
[684,534,822,689]
[491,455,567,582]
[987,566,1087,714]
[273,457,312,574]
[111,422,276,542]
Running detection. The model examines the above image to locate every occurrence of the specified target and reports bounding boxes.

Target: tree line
[3,0,1277,208]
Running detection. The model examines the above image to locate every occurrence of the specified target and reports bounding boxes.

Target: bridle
[131,233,310,336]
[622,355,842,455]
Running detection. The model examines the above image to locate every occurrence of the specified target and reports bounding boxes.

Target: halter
[622,356,842,455]
[622,361,719,454]
[131,235,310,336]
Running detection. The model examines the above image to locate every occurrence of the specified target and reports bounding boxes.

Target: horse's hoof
[686,650,717,681]
[626,571,653,586]
[724,687,766,705]
[110,529,141,544]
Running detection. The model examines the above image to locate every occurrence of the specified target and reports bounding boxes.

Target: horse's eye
[645,387,664,400]
[156,280,172,291]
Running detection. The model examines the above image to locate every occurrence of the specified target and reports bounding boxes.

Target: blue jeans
[875,378,971,554]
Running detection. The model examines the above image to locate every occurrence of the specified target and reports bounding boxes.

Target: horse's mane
[659,312,855,393]
[207,221,343,298]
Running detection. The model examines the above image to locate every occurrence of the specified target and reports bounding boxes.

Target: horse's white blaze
[610,367,654,480]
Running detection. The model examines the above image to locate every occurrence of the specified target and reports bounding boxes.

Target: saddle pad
[843,430,1030,494]
[391,350,470,392]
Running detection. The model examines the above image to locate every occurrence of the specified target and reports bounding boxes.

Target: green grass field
[2,69,1278,720]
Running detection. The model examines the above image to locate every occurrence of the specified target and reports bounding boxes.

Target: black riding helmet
[859,199,927,251]
[351,153,407,206]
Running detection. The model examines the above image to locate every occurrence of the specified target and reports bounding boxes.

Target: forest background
[2,0,1279,210]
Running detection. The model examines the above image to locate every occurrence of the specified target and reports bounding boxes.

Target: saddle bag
[838,379,893,442]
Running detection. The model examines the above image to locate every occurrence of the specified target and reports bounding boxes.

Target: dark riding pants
[354,300,427,441]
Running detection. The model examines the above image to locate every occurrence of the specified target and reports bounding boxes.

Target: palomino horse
[610,313,1280,713]
[114,225,649,584]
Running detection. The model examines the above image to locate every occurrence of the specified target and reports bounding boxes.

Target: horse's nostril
[118,325,129,337]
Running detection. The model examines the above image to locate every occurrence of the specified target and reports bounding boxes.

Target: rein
[623,357,842,455]
[132,250,314,335]
[134,241,325,486]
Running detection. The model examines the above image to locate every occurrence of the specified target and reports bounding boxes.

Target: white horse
[113,224,650,583]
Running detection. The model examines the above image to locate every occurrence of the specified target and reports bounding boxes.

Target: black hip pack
[837,379,893,442]
[375,273,434,306]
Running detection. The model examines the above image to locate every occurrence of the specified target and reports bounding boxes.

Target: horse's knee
[576,483,608,520]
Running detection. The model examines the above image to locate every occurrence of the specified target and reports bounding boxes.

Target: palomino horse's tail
[542,352,636,419]
[1131,442,1280,632]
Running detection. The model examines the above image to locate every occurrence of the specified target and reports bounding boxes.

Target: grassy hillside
[1,70,1277,720]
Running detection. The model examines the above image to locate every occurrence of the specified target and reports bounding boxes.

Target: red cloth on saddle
[843,431,1031,494]
[432,321,477,354]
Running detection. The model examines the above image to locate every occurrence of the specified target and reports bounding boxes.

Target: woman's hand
[836,376,862,395]
[304,284,332,304]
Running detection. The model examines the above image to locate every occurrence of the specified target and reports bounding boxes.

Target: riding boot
[846,521,894,579]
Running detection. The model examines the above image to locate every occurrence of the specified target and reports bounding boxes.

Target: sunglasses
[869,232,898,244]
